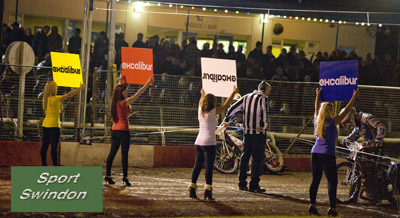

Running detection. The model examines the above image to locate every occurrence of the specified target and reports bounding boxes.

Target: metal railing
[2,67,400,157]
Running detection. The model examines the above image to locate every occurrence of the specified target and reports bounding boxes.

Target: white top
[194,107,217,146]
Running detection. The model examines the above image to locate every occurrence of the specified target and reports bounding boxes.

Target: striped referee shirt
[224,90,268,134]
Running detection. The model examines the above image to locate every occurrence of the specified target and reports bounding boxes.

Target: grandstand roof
[152,0,400,25]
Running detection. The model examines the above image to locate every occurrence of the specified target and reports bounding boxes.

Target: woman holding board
[309,87,359,216]
[41,81,84,166]
[188,86,238,200]
[105,77,154,186]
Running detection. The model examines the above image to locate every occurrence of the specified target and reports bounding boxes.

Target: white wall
[4,0,127,24]
[258,19,375,57]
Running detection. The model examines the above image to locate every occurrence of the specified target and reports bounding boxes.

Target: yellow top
[42,96,62,128]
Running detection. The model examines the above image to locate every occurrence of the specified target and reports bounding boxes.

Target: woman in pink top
[105,77,154,186]
[188,86,238,200]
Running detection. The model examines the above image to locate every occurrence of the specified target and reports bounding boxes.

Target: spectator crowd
[2,23,400,119]
[2,22,399,87]
[1,22,400,140]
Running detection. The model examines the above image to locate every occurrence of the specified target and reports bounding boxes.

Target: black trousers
[41,127,60,166]
[309,153,338,208]
[238,134,266,189]
[191,145,216,185]
[106,130,131,177]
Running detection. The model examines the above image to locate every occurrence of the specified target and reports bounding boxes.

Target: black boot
[188,183,197,198]
[204,186,215,201]
[327,208,338,217]
[308,205,320,216]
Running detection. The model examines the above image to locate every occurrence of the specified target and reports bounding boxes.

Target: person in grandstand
[41,81,84,166]
[309,88,359,217]
[340,107,386,154]
[224,81,270,193]
[189,86,238,201]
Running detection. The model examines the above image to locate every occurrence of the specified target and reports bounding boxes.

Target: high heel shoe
[204,185,215,201]
[188,183,197,198]
[327,208,338,217]
[122,177,131,186]
[104,176,115,185]
[308,205,320,216]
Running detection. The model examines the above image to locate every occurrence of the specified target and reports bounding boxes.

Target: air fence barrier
[1,67,400,158]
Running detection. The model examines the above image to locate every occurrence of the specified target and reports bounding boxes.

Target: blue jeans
[238,134,266,189]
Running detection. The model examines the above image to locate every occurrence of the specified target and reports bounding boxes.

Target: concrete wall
[61,142,154,167]
[60,143,194,168]
[153,146,195,167]
[270,19,376,57]
[61,143,313,171]
[147,7,254,36]
[4,0,127,24]
[124,4,148,48]
[0,141,58,166]
[0,141,312,171]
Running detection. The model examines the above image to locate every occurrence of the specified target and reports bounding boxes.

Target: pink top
[112,100,130,131]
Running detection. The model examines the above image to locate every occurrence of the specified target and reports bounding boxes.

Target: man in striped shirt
[224,81,271,193]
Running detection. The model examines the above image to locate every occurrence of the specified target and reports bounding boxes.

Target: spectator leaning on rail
[340,107,386,155]
[188,86,238,201]
[308,88,359,217]
[223,81,271,193]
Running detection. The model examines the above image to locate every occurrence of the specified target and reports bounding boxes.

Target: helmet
[232,93,242,103]
[340,107,357,128]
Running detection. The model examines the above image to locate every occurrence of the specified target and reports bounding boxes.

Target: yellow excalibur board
[51,52,83,88]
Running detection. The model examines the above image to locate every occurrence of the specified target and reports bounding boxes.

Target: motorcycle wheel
[264,132,284,173]
[336,161,361,204]
[387,187,399,209]
[214,142,239,174]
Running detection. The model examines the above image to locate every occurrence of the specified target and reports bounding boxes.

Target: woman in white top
[189,86,238,200]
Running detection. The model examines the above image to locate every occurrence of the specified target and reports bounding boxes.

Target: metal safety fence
[1,67,400,157]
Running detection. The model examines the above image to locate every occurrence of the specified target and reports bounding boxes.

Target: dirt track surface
[0,167,399,218]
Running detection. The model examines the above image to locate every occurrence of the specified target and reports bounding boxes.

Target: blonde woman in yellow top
[41,81,84,166]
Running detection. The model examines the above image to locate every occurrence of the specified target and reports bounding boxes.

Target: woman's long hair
[111,84,127,123]
[315,102,335,141]
[42,81,58,113]
[200,93,217,117]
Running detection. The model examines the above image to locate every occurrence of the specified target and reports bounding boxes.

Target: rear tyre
[388,185,400,210]
[264,132,284,173]
[387,165,400,210]
[214,142,239,174]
